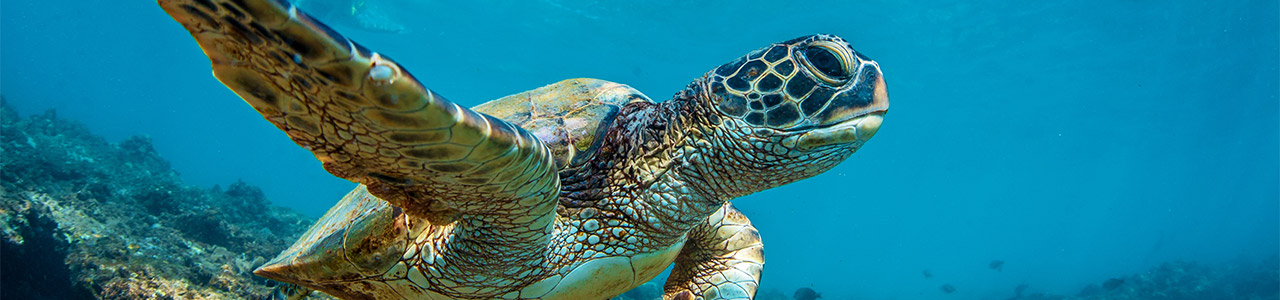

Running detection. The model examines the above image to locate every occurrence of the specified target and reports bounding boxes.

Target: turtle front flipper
[664,203,765,300]
[159,0,559,228]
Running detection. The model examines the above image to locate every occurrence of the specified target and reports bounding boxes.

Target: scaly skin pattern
[159,0,888,299]
[663,204,764,300]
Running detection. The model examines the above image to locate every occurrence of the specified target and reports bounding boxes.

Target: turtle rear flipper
[159,0,559,229]
[664,203,764,299]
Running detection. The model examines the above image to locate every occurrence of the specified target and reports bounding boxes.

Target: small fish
[940,284,957,294]
[793,287,822,300]
[922,269,933,278]
[989,260,1004,272]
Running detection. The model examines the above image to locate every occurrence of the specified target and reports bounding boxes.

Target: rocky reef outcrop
[0,97,332,299]
[1016,258,1279,300]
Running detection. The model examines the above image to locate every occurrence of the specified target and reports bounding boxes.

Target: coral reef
[1010,258,1278,300]
[0,97,333,299]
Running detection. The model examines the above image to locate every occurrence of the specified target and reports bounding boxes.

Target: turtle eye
[799,41,854,86]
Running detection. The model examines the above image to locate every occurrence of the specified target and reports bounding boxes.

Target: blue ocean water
[1,0,1276,299]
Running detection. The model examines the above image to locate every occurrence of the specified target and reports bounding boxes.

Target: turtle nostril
[873,71,889,107]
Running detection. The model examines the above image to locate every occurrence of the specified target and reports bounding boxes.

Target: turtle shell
[474,78,651,169]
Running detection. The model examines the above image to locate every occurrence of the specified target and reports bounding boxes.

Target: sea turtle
[159,0,889,299]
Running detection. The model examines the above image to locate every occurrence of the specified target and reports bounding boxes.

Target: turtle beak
[789,110,884,151]
[788,65,888,151]
[872,72,888,113]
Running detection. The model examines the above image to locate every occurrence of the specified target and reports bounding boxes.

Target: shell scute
[474,78,651,169]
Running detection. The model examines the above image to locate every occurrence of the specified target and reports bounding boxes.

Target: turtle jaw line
[775,108,886,133]
[784,111,885,151]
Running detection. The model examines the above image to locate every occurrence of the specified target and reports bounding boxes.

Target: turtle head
[704,34,888,132]
[681,34,888,198]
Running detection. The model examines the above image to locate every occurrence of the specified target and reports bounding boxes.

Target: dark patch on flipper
[274,28,318,61]
[179,5,221,30]
[367,172,413,185]
[222,15,263,44]
[387,131,447,144]
[231,71,280,107]
[314,64,355,86]
[218,2,246,20]
[248,21,275,42]
[192,0,218,11]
